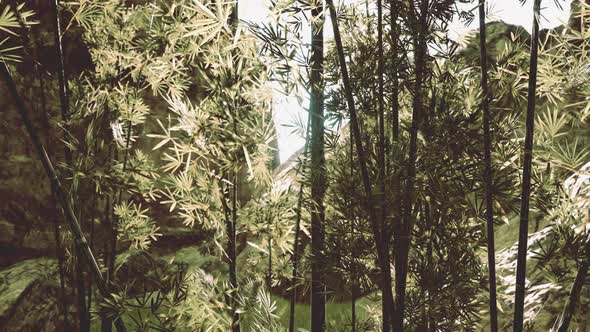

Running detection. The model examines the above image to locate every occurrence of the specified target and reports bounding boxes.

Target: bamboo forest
[1,0,590,331]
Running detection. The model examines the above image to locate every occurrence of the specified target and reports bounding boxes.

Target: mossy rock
[0,258,75,331]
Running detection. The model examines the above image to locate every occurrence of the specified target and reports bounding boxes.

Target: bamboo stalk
[376,0,391,329]
[393,1,429,330]
[349,124,357,332]
[0,62,127,332]
[288,112,312,332]
[102,191,114,332]
[10,1,72,326]
[49,1,90,329]
[388,3,401,327]
[267,209,272,291]
[310,1,326,330]
[513,1,542,330]
[102,121,132,332]
[325,0,396,326]
[478,0,499,330]
[390,0,400,143]
[554,228,590,332]
[230,171,240,332]
[228,3,240,330]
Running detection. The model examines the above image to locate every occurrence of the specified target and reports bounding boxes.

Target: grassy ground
[89,246,379,331]
[273,295,378,331]
[90,294,376,331]
[94,217,542,331]
[494,213,549,251]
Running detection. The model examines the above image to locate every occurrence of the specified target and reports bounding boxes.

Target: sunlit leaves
[240,187,296,284]
[165,95,212,137]
[144,55,190,99]
[96,290,128,322]
[0,1,37,62]
[537,52,564,105]
[550,139,590,171]
[0,1,36,35]
[174,268,232,331]
[63,0,104,31]
[114,201,161,250]
[0,37,23,63]
[181,1,230,46]
[237,283,282,331]
[535,108,568,140]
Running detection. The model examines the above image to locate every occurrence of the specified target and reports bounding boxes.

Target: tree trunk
[310,2,326,331]
[326,1,396,328]
[478,0,499,330]
[513,1,541,330]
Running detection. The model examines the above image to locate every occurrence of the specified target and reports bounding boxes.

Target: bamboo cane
[0,62,127,332]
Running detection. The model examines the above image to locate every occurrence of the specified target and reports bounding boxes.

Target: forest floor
[86,218,546,331]
[164,246,379,330]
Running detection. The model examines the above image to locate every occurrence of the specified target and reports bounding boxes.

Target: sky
[239,0,573,163]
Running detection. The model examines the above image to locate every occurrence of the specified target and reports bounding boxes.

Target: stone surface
[0,258,70,331]
[0,220,16,245]
[2,279,69,332]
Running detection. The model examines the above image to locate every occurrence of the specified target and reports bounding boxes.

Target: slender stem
[478,0,498,330]
[325,0,396,325]
[349,125,357,332]
[228,151,240,332]
[31,22,70,329]
[219,174,239,332]
[87,192,96,321]
[388,3,401,327]
[50,1,90,329]
[51,0,70,124]
[228,3,240,330]
[390,0,399,142]
[0,63,127,332]
[288,112,312,332]
[102,191,113,332]
[267,210,272,290]
[513,1,541,330]
[50,0,73,180]
[310,2,326,330]
[75,254,89,332]
[554,227,590,332]
[376,1,392,329]
[393,1,428,330]
[52,221,69,329]
[100,119,133,332]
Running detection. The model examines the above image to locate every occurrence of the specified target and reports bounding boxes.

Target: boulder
[0,258,74,332]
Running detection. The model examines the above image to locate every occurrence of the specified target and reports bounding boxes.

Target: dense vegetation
[0,0,589,331]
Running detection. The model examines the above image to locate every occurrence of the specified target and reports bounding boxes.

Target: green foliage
[0,1,37,62]
[4,0,590,330]
[114,201,161,250]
